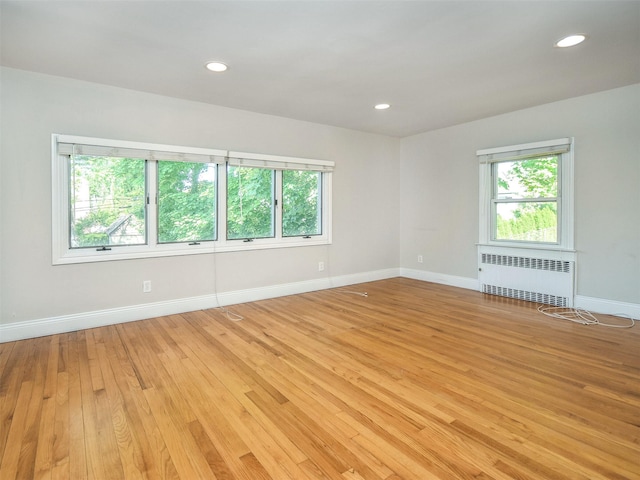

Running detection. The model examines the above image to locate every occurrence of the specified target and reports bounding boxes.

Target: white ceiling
[1,1,639,137]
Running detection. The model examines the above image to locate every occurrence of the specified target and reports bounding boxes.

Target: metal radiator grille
[481,254,571,273]
[482,284,569,307]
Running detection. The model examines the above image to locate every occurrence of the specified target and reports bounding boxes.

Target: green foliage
[499,156,558,198]
[70,156,145,247]
[282,170,321,237]
[158,162,216,243]
[226,166,275,239]
[494,155,559,243]
[72,209,113,247]
[496,204,557,242]
[511,156,557,197]
[226,167,321,239]
[71,157,322,247]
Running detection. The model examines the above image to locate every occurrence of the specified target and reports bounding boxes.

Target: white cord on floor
[218,306,244,322]
[211,242,244,322]
[324,243,369,298]
[336,290,368,297]
[537,305,635,328]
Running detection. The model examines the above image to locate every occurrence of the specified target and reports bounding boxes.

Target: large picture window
[478,138,574,250]
[52,135,333,264]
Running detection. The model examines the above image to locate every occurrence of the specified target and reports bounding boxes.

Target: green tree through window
[55,134,334,263]
[158,161,216,243]
[494,155,558,242]
[226,166,275,239]
[69,155,146,248]
[283,170,322,237]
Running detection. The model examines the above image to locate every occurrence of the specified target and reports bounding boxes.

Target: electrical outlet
[143,280,152,293]
[418,255,423,263]
[318,261,325,272]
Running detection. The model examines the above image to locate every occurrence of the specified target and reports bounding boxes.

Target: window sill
[53,237,331,265]
[477,243,576,261]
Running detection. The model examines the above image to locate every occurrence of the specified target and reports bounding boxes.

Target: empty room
[1,1,639,479]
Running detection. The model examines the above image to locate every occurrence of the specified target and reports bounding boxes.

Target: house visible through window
[52,135,334,264]
[69,154,146,248]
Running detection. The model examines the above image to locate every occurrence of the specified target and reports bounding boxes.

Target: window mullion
[557,154,563,246]
[275,170,282,240]
[146,160,158,247]
[52,134,332,264]
[54,154,71,256]
[493,197,558,204]
[218,163,228,244]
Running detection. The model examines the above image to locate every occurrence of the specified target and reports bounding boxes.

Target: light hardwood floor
[1,278,639,479]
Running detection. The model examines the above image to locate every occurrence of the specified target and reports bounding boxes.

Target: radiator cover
[479,253,575,307]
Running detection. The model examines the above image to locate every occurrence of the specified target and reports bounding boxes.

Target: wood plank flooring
[1,278,639,479]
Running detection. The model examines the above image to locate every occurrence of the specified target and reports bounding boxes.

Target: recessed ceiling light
[205,61,228,72]
[374,103,391,110]
[555,34,586,48]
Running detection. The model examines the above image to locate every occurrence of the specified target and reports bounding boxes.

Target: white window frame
[52,134,333,265]
[478,138,575,252]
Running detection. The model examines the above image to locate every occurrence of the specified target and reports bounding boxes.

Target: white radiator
[479,252,575,307]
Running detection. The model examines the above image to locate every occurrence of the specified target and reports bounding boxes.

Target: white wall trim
[3,269,637,343]
[574,295,640,320]
[0,268,400,343]
[400,268,479,291]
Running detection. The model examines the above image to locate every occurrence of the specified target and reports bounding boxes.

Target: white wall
[400,84,640,305]
[0,67,401,327]
[2,67,637,338]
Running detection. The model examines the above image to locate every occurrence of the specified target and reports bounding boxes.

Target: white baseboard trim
[4,268,636,343]
[400,268,479,291]
[0,268,400,343]
[574,295,640,319]
[402,269,640,319]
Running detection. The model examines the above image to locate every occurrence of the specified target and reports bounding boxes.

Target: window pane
[495,202,557,243]
[227,166,274,239]
[283,170,322,237]
[69,155,146,248]
[158,161,216,243]
[496,156,558,199]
